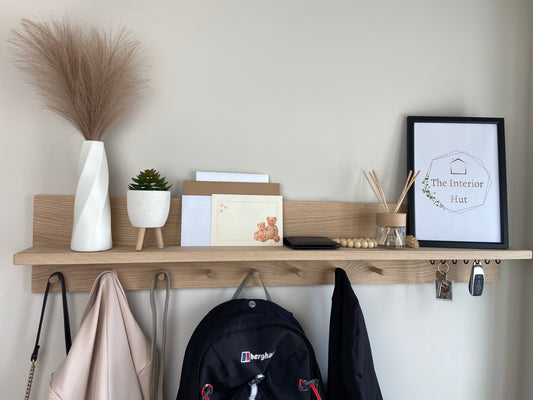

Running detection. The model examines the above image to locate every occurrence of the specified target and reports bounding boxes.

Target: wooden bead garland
[332,238,377,249]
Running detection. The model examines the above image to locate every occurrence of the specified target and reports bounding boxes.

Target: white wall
[1,1,531,399]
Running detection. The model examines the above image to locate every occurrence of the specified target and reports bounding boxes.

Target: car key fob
[469,261,485,296]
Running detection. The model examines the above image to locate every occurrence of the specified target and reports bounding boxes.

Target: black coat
[327,268,383,400]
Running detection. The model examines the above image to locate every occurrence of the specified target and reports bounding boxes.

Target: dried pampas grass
[10,17,147,141]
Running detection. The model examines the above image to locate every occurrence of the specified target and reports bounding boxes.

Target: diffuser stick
[392,170,412,214]
[371,170,389,213]
[393,170,420,213]
[363,170,388,212]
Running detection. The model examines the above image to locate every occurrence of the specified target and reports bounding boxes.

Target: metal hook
[441,260,446,264]
[484,259,491,265]
[495,259,501,264]
[430,260,435,265]
[464,260,469,264]
[452,260,458,264]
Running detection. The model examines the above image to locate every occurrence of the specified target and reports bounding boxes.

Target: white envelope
[211,194,283,246]
[180,195,211,246]
[196,171,269,183]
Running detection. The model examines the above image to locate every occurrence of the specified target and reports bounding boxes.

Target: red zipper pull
[201,383,213,400]
[298,379,322,400]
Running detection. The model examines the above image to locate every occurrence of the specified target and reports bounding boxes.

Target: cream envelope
[211,194,283,246]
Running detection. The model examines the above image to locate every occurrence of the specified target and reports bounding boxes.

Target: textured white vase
[127,190,171,228]
[70,140,112,252]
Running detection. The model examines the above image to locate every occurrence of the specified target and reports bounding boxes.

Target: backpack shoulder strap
[232,269,272,301]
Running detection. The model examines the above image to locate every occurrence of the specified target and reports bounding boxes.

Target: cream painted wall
[518,2,533,398]
[1,1,531,399]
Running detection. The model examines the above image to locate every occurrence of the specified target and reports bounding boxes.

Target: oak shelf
[14,245,532,266]
[13,195,532,292]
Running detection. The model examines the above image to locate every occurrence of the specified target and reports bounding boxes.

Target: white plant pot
[70,140,112,252]
[127,190,171,228]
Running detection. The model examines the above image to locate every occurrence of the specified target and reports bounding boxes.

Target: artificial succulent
[128,169,172,191]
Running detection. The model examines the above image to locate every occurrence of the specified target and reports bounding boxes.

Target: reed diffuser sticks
[363,169,420,212]
[363,169,420,247]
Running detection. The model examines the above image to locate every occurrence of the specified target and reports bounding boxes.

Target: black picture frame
[407,116,508,249]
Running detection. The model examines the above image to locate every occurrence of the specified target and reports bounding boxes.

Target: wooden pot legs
[136,227,164,251]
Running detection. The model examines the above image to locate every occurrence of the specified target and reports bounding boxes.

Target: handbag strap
[26,272,71,400]
[31,272,72,362]
[150,269,170,400]
[232,269,272,301]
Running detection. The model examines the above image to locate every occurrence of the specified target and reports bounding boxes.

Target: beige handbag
[47,270,152,400]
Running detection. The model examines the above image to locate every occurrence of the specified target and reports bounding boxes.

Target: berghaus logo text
[240,351,275,363]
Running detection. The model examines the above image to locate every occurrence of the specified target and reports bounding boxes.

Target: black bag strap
[31,272,72,362]
[232,269,272,301]
[26,272,71,400]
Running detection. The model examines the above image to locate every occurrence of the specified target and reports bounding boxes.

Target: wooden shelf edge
[13,245,532,266]
[28,260,502,292]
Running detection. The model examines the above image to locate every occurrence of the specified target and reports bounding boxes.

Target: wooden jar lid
[376,213,406,227]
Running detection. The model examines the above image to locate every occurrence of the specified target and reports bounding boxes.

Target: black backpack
[176,270,325,400]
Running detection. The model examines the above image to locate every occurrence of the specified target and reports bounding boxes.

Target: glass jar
[375,213,406,248]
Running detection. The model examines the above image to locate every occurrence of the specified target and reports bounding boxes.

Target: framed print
[407,116,508,248]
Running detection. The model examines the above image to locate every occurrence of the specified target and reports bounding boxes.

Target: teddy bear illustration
[253,222,266,242]
[264,216,280,242]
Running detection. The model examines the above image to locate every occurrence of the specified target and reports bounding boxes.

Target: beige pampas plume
[9,17,148,141]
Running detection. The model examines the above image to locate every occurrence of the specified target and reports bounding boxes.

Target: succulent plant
[128,169,172,191]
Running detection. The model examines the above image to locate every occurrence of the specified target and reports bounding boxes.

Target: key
[436,269,447,297]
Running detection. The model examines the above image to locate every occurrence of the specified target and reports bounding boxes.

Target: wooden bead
[334,237,378,249]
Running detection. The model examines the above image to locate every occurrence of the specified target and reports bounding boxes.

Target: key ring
[437,262,449,275]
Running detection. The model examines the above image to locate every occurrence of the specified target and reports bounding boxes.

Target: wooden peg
[136,228,146,251]
[154,227,164,249]
[206,269,214,278]
[252,269,263,279]
[157,272,166,281]
[48,275,59,284]
[369,266,384,275]
[292,268,304,277]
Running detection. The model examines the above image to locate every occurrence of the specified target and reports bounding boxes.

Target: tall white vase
[70,140,112,252]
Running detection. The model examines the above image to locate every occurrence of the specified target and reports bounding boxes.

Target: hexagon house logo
[422,150,491,213]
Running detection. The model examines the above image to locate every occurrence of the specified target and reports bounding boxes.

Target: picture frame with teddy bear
[210,194,283,246]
